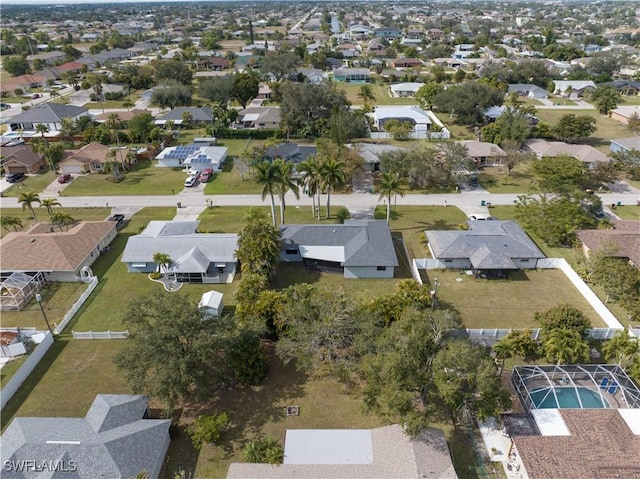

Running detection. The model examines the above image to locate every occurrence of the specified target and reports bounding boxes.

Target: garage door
[7,166,27,174]
[61,165,83,174]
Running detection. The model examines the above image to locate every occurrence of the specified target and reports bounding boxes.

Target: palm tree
[358,84,375,106]
[376,172,404,224]
[0,216,23,232]
[165,119,175,132]
[242,439,263,463]
[181,111,193,129]
[122,98,134,111]
[152,252,172,279]
[253,160,279,227]
[273,159,300,225]
[34,124,53,171]
[59,117,75,146]
[50,212,75,232]
[104,150,121,181]
[492,338,515,375]
[543,328,590,365]
[602,328,639,367]
[319,157,346,219]
[298,157,322,218]
[92,79,104,114]
[18,191,41,223]
[40,198,61,215]
[106,113,127,171]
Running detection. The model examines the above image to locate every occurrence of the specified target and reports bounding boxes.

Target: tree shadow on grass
[0,337,70,431]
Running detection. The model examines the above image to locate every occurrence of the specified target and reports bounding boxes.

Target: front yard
[0,207,110,238]
[61,161,186,196]
[2,170,56,197]
[614,205,640,220]
[477,162,538,194]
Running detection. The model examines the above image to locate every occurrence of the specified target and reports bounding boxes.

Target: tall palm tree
[105,113,127,171]
[92,79,104,114]
[492,338,515,375]
[319,157,346,219]
[273,159,299,225]
[181,111,193,129]
[152,252,172,279]
[122,99,134,111]
[298,157,322,218]
[543,328,590,365]
[253,160,279,227]
[376,172,404,224]
[602,327,639,367]
[59,117,75,146]
[40,198,61,216]
[358,84,375,105]
[0,216,23,232]
[18,192,41,223]
[50,212,75,232]
[34,124,53,171]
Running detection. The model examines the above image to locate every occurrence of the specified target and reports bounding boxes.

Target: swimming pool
[530,386,610,409]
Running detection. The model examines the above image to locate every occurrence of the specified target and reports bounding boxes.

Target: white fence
[0,331,54,409]
[53,276,99,334]
[464,327,636,344]
[72,330,129,339]
[370,129,451,140]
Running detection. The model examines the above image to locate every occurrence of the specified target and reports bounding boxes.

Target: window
[92,162,102,170]
[444,260,453,263]
[376,266,386,271]
[521,259,530,263]
[285,248,299,255]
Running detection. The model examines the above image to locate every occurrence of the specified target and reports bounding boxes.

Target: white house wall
[344,266,394,279]
[511,258,539,269]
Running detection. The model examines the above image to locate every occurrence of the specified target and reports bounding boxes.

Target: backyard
[423,269,606,329]
[337,82,418,106]
[60,161,186,196]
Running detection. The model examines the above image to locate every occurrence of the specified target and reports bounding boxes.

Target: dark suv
[5,172,25,183]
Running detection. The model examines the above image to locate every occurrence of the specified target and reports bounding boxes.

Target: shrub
[335,207,350,224]
[242,436,284,464]
[149,271,162,279]
[188,411,230,449]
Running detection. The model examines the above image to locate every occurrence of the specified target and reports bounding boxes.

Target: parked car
[184,176,198,187]
[108,214,126,229]
[199,168,214,183]
[189,169,201,179]
[5,172,25,183]
[31,93,41,99]
[57,173,72,184]
[0,103,10,111]
[469,214,493,221]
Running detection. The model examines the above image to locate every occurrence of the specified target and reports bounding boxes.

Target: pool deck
[478,418,528,479]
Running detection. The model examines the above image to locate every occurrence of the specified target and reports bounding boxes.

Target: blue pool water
[530,387,609,409]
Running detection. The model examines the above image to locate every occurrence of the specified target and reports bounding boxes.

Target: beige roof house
[525,139,610,167]
[576,220,640,267]
[227,425,458,479]
[0,221,117,281]
[457,140,506,166]
[57,142,116,174]
[0,144,46,174]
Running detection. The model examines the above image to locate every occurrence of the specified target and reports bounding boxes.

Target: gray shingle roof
[426,220,545,268]
[3,103,88,125]
[280,220,398,267]
[0,395,170,479]
[157,107,213,122]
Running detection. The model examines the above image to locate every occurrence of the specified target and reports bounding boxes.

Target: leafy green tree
[602,328,640,368]
[554,114,597,143]
[432,81,504,125]
[432,340,511,425]
[376,172,404,224]
[199,75,234,105]
[229,328,268,384]
[231,72,259,109]
[235,216,281,279]
[531,155,586,194]
[128,112,155,143]
[592,85,621,116]
[114,292,235,412]
[535,304,592,339]
[357,84,375,106]
[415,82,443,110]
[384,119,413,140]
[319,157,347,219]
[18,191,41,223]
[0,216,23,232]
[154,59,193,85]
[3,55,29,76]
[365,280,436,326]
[34,124,54,171]
[260,52,299,82]
[627,112,640,135]
[151,84,193,109]
[181,111,193,129]
[188,412,230,449]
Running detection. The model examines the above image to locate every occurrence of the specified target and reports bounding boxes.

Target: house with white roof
[610,136,640,154]
[389,82,424,98]
[525,139,610,168]
[121,221,237,283]
[553,80,597,98]
[155,145,228,172]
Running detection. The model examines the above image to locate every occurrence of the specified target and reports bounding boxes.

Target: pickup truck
[108,214,126,229]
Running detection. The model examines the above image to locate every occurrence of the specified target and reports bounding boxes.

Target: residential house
[553,80,597,98]
[525,139,610,169]
[576,220,640,267]
[374,28,402,39]
[0,144,46,174]
[237,107,281,130]
[155,107,213,126]
[57,142,118,174]
[369,105,432,132]
[349,143,405,172]
[264,142,316,164]
[26,51,65,66]
[70,83,125,105]
[121,220,238,283]
[0,221,117,282]
[0,72,59,95]
[457,140,507,167]
[508,83,548,99]
[257,84,272,100]
[601,79,640,96]
[296,68,327,84]
[2,103,90,133]
[453,44,475,59]
[610,105,640,125]
[336,43,361,58]
[389,82,423,98]
[610,136,640,154]
[425,220,546,278]
[155,145,227,172]
[484,105,538,125]
[390,58,422,69]
[333,67,371,83]
[1,394,170,479]
[280,220,399,279]
[348,24,371,38]
[94,109,153,128]
[227,425,457,479]
[367,38,387,55]
[197,56,230,70]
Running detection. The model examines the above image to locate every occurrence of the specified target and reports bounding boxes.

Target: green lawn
[0,353,29,387]
[424,269,606,329]
[204,157,262,195]
[374,205,468,260]
[614,205,640,220]
[1,339,131,431]
[0,207,111,238]
[61,161,186,196]
[478,162,538,194]
[2,170,56,197]
[336,82,418,106]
